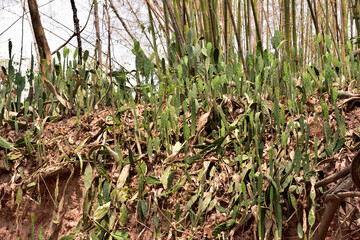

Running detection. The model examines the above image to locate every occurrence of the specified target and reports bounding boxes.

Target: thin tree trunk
[28,0,51,71]
[70,0,82,65]
[237,0,242,55]
[20,0,40,67]
[199,0,210,44]
[340,0,346,62]
[300,0,304,63]
[305,7,310,64]
[27,0,72,110]
[318,0,341,59]
[146,1,161,70]
[246,0,251,52]
[109,0,136,41]
[354,0,360,42]
[325,0,329,35]
[163,0,170,49]
[250,0,263,55]
[266,0,269,49]
[350,1,353,42]
[163,0,185,50]
[284,0,291,57]
[259,0,263,43]
[225,0,248,81]
[331,0,340,44]
[94,0,102,67]
[208,0,218,48]
[244,0,249,52]
[291,0,297,61]
[306,0,319,35]
[307,0,324,67]
[224,0,229,62]
[342,0,348,39]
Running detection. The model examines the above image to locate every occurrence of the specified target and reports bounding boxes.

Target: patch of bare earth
[0,171,84,239]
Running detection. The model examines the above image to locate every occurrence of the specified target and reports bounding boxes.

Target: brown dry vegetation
[1,96,360,239]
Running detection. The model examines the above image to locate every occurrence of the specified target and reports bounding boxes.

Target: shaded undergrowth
[1,35,360,239]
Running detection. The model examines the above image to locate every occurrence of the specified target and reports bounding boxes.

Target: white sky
[0,0,144,71]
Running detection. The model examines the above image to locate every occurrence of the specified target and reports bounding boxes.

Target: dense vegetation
[0,0,360,239]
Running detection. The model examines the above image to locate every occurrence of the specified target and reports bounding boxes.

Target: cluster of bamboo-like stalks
[109,0,359,73]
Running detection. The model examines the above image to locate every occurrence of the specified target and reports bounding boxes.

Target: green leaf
[75,137,89,153]
[191,98,197,135]
[27,182,36,188]
[185,192,200,211]
[183,122,190,140]
[109,212,117,230]
[161,166,172,190]
[187,154,201,165]
[289,193,297,210]
[60,233,76,240]
[0,136,14,149]
[215,205,229,213]
[63,46,70,58]
[15,72,25,99]
[165,141,185,162]
[83,50,89,62]
[73,47,79,60]
[308,204,316,227]
[140,200,148,218]
[201,48,208,57]
[200,193,212,212]
[145,175,161,184]
[16,188,22,205]
[297,223,304,238]
[333,137,345,153]
[282,174,293,190]
[294,149,301,175]
[138,175,144,197]
[117,165,130,189]
[84,163,93,190]
[256,56,264,73]
[226,219,235,228]
[167,171,175,189]
[310,176,316,201]
[110,230,130,240]
[7,152,22,160]
[271,30,283,49]
[212,222,227,238]
[116,106,131,115]
[332,87,338,103]
[119,204,128,227]
[93,201,110,221]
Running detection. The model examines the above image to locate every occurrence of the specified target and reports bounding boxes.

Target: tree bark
[27,0,51,72]
[352,0,360,47]
[70,0,82,65]
[94,0,102,67]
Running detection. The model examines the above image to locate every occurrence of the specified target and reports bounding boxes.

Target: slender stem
[225,0,249,81]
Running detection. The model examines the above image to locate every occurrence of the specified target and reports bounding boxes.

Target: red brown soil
[0,99,360,239]
[0,171,84,239]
